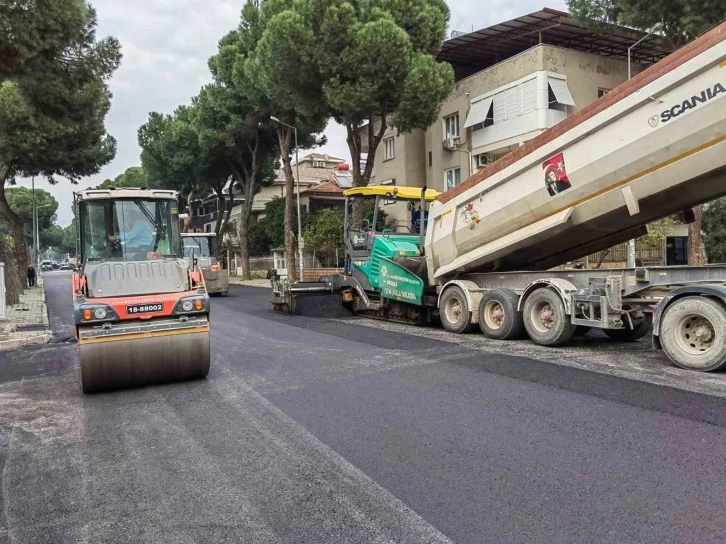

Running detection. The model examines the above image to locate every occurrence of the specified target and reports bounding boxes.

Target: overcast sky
[19,0,566,226]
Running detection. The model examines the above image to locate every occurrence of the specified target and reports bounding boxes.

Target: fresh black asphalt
[0,272,724,543]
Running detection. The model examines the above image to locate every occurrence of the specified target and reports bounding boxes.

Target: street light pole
[626,22,663,267]
[35,204,51,274]
[32,176,37,273]
[270,116,304,282]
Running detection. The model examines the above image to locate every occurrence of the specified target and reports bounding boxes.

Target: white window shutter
[548,77,576,106]
[521,78,537,114]
[503,87,521,121]
[464,97,493,128]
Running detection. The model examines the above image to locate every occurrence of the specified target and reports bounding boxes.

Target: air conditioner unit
[443,138,457,151]
[476,153,494,167]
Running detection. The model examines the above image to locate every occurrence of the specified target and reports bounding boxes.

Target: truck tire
[604,314,652,342]
[478,289,524,340]
[523,288,576,346]
[440,286,475,334]
[659,297,726,371]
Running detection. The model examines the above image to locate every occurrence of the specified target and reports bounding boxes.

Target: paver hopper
[73,189,211,393]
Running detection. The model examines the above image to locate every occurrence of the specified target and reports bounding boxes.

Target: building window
[444,114,460,139]
[384,137,395,160]
[428,151,432,168]
[598,88,611,98]
[445,167,461,191]
[313,160,326,167]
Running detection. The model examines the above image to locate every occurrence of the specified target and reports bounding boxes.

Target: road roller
[72,188,211,394]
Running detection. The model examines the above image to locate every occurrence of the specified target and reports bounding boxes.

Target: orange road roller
[73,188,211,393]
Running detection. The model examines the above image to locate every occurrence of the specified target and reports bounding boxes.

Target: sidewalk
[228,277,270,288]
[0,276,52,351]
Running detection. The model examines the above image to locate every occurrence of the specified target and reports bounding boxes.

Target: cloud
[21,0,566,227]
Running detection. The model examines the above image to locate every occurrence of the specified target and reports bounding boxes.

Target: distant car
[60,262,71,270]
[51,261,60,270]
[41,261,53,272]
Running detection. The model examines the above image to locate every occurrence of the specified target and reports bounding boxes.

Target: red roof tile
[301,180,344,195]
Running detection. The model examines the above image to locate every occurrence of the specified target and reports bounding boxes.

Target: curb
[0,332,52,352]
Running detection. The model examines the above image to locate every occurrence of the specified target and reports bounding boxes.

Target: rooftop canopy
[438,8,673,80]
[344,186,441,201]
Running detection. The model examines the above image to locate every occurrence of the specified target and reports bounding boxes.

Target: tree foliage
[704,198,726,263]
[248,197,310,256]
[567,0,725,49]
[304,208,345,265]
[2,187,59,236]
[96,166,149,189]
[0,0,88,81]
[253,0,453,229]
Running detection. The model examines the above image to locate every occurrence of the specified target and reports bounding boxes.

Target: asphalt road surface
[0,272,725,543]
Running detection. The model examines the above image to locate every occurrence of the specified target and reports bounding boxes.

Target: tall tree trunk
[276,126,296,281]
[0,174,27,305]
[688,204,707,265]
[0,234,23,306]
[183,188,195,233]
[212,185,228,257]
[595,248,611,269]
[238,199,253,280]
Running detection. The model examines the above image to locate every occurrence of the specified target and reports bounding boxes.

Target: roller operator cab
[181,233,229,296]
[73,189,211,394]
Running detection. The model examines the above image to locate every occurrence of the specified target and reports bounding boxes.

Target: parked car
[51,261,60,270]
[60,262,70,270]
[41,261,53,272]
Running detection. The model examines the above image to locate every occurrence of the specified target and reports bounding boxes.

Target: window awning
[464,97,494,128]
[548,77,575,106]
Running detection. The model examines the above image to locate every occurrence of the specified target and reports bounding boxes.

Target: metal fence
[587,240,664,266]
[229,250,346,276]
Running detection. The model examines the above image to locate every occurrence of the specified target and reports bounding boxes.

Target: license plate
[126,303,164,315]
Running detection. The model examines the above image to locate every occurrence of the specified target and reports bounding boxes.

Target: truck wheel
[478,289,524,340]
[523,288,576,346]
[440,286,474,334]
[604,314,652,342]
[659,297,726,371]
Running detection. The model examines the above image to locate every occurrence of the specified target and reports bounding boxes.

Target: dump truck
[271,21,726,372]
[73,188,211,393]
[181,233,229,296]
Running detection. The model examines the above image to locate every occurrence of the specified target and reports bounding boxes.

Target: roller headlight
[173,296,207,315]
[76,304,118,324]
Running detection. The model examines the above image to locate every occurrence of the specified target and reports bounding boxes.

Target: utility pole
[626,22,663,268]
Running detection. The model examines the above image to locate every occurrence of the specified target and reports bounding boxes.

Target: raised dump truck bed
[426,21,726,280]
[271,21,726,373]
